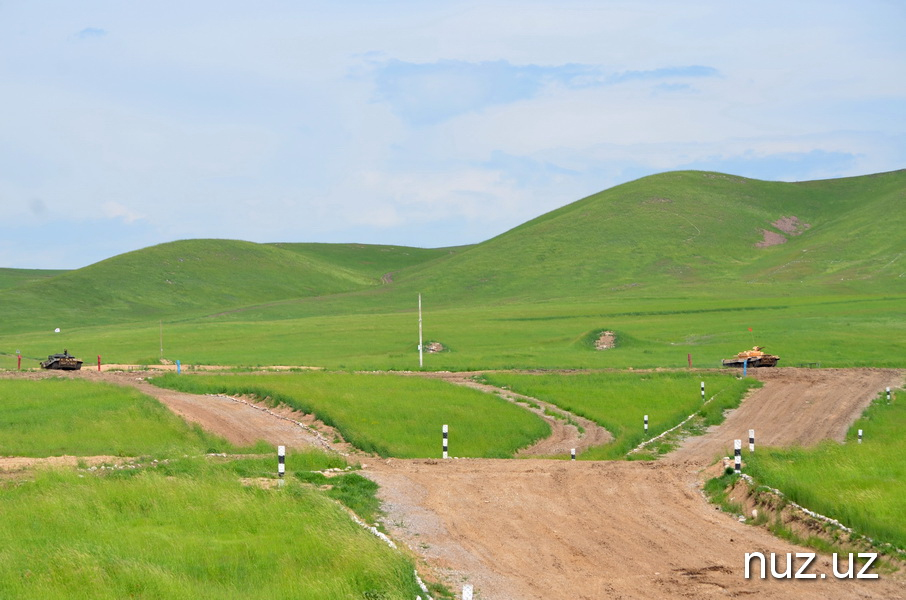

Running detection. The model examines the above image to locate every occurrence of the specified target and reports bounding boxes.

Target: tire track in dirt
[367,458,904,600]
[4,368,349,454]
[667,368,904,465]
[404,371,612,457]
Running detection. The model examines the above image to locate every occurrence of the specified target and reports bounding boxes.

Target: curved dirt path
[405,371,612,457]
[667,368,903,465]
[368,458,903,600]
[4,368,348,454]
[365,368,905,599]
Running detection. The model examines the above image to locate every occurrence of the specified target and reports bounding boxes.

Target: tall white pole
[418,293,423,368]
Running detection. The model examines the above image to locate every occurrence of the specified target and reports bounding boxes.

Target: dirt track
[410,371,612,456]
[370,458,902,599]
[667,368,903,464]
[6,367,904,598]
[365,368,905,599]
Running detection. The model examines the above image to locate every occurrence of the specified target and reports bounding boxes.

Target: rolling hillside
[0,268,67,291]
[270,242,467,282]
[391,170,906,303]
[0,169,903,342]
[0,240,453,333]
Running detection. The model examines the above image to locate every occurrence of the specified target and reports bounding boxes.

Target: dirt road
[3,368,347,454]
[667,368,903,464]
[365,368,905,599]
[369,458,902,599]
[7,366,904,598]
[408,371,612,456]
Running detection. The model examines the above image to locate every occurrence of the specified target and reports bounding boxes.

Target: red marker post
[98,355,102,372]
[17,354,22,370]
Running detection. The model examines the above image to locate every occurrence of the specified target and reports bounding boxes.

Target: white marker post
[701,381,705,401]
[571,448,576,461]
[887,387,892,402]
[442,424,448,459]
[462,584,473,600]
[278,445,286,478]
[644,414,649,434]
[734,440,742,473]
[749,429,755,453]
[418,294,424,369]
[858,429,863,444]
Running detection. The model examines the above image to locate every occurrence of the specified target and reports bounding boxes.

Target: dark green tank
[40,349,83,370]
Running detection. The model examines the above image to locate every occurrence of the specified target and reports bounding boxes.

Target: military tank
[721,346,779,368]
[40,349,83,370]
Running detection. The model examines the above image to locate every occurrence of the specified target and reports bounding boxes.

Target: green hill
[0,268,68,291]
[391,170,906,303]
[1,170,903,369]
[0,240,390,332]
[270,242,467,282]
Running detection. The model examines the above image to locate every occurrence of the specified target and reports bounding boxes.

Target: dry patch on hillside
[755,215,811,248]
[595,330,616,350]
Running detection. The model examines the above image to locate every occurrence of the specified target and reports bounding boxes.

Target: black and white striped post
[571,448,576,461]
[644,414,649,435]
[442,424,449,459]
[701,381,705,401]
[858,429,863,444]
[734,439,742,473]
[887,387,892,402]
[278,445,286,487]
[749,429,755,453]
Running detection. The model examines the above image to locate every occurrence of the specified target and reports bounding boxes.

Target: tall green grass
[0,462,422,599]
[482,371,757,459]
[0,379,261,457]
[151,372,550,458]
[746,389,906,549]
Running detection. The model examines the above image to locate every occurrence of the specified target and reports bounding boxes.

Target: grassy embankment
[0,463,423,600]
[744,388,906,550]
[482,371,758,459]
[151,371,551,458]
[0,379,427,599]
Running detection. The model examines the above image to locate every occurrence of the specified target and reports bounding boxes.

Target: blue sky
[1,1,904,268]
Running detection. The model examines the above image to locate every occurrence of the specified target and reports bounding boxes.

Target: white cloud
[75,27,106,39]
[0,0,903,268]
[101,201,145,223]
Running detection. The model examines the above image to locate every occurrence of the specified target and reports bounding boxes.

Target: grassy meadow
[151,371,550,458]
[0,379,427,599]
[0,461,423,600]
[482,371,757,459]
[745,388,906,549]
[0,378,263,457]
[2,292,901,372]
